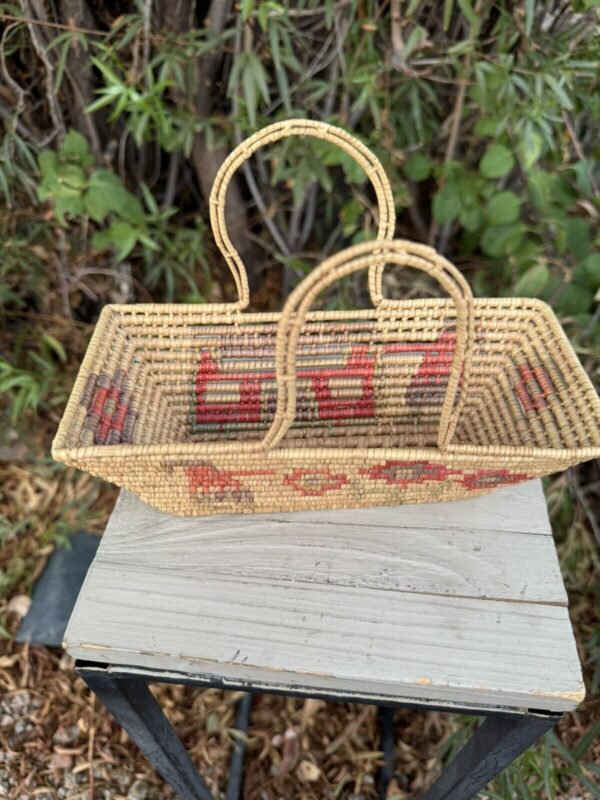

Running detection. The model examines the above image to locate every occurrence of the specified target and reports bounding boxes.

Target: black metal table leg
[79,666,215,800]
[419,712,561,800]
[378,705,396,799]
[225,693,252,800]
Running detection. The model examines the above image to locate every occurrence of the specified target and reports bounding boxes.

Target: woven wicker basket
[52,120,600,516]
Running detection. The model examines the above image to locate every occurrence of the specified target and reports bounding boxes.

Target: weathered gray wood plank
[98,504,565,605]
[64,480,583,713]
[66,565,582,712]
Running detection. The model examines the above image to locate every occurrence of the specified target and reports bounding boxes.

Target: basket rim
[101,295,555,317]
[52,441,600,462]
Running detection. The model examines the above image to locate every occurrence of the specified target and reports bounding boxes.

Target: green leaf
[54,194,85,223]
[91,230,113,251]
[459,206,483,232]
[473,118,501,137]
[486,191,521,225]
[524,0,534,35]
[55,163,86,192]
[545,75,574,110]
[480,223,525,257]
[107,222,139,260]
[86,90,121,114]
[432,182,461,224]
[62,130,90,160]
[86,169,143,223]
[565,217,591,261]
[338,152,366,184]
[403,25,428,59]
[240,0,255,22]
[527,169,552,212]
[41,332,67,363]
[457,0,479,33]
[340,198,363,235]
[514,264,549,297]
[556,282,594,315]
[479,143,515,179]
[38,150,58,180]
[581,254,600,290]
[403,153,432,182]
[519,127,543,170]
[442,0,454,30]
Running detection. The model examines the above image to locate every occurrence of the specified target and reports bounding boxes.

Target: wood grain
[64,480,583,713]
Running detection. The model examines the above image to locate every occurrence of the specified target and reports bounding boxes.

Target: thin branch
[262,11,351,117]
[0,12,201,46]
[19,0,66,144]
[55,229,73,319]
[231,22,291,259]
[142,0,152,74]
[163,152,180,209]
[390,0,404,65]
[428,50,472,248]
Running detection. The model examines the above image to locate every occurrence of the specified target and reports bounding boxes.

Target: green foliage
[38,130,141,225]
[34,129,209,299]
[0,329,68,424]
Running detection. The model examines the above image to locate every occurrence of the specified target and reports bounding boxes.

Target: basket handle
[258,240,475,453]
[209,119,396,309]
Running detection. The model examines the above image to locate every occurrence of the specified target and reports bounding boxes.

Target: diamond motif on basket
[283,468,349,496]
[459,469,531,490]
[360,460,449,486]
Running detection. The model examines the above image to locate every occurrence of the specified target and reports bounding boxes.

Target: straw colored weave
[52,121,600,516]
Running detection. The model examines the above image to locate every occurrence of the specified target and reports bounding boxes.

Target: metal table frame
[78,660,560,800]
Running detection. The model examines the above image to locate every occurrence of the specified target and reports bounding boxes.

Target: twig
[58,0,103,156]
[163,152,180,209]
[390,0,404,64]
[142,0,153,75]
[0,12,204,47]
[0,24,26,122]
[18,0,66,144]
[427,51,472,247]
[55,229,73,319]
[288,16,343,257]
[231,20,291,259]
[262,11,351,117]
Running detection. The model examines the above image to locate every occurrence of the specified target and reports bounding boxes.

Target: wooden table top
[64,480,583,714]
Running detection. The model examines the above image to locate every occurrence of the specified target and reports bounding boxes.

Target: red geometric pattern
[359,459,531,491]
[359,460,450,486]
[384,330,456,406]
[194,345,375,425]
[513,362,555,413]
[184,459,532,504]
[185,463,274,504]
[459,469,530,491]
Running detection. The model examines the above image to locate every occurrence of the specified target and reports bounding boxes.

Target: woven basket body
[52,122,600,516]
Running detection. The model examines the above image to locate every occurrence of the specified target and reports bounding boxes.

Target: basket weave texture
[52,120,600,516]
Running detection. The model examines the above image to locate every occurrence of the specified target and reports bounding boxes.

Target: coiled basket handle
[209,119,396,310]
[258,239,475,452]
